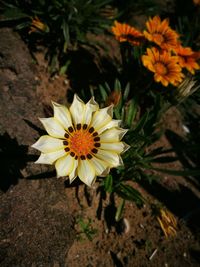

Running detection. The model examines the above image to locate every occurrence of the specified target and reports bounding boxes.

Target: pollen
[63,125,100,158]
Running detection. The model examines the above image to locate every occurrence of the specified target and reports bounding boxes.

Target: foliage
[76,217,98,241]
[1,0,115,72]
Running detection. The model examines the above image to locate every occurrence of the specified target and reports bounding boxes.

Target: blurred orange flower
[106,91,121,107]
[111,21,144,46]
[175,45,200,74]
[193,0,200,5]
[142,47,184,86]
[144,16,179,50]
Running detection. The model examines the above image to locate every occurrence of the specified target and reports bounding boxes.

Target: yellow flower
[142,47,184,86]
[144,16,179,50]
[157,208,178,238]
[29,16,48,34]
[111,20,144,46]
[32,95,129,186]
[174,45,200,74]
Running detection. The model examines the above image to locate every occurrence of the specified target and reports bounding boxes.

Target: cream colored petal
[55,154,75,177]
[35,149,66,164]
[69,94,85,125]
[100,142,130,154]
[32,135,64,153]
[90,156,110,176]
[69,159,78,183]
[99,128,128,142]
[84,97,99,125]
[77,159,96,186]
[98,119,121,134]
[90,105,113,130]
[39,117,66,138]
[52,101,72,130]
[96,149,123,167]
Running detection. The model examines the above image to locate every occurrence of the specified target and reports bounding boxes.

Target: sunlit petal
[39,117,65,138]
[52,101,72,130]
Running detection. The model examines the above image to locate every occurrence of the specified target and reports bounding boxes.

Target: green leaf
[103,174,113,193]
[126,98,137,128]
[123,83,130,101]
[116,184,144,206]
[133,111,149,133]
[99,85,108,102]
[115,199,125,222]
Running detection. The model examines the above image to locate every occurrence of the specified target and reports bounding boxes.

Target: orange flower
[157,208,177,238]
[29,16,48,34]
[111,21,144,46]
[144,16,179,50]
[142,47,184,87]
[174,45,200,74]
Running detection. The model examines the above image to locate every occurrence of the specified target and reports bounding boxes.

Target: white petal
[52,101,72,130]
[99,128,128,142]
[98,119,121,134]
[55,154,75,177]
[84,97,99,125]
[96,149,123,167]
[69,159,78,183]
[39,117,66,138]
[90,105,113,130]
[69,94,85,124]
[77,159,96,186]
[90,156,110,176]
[35,149,66,164]
[100,142,129,154]
[32,135,64,153]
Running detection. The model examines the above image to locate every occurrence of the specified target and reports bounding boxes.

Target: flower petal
[77,159,96,186]
[90,105,113,130]
[70,94,85,125]
[32,135,64,153]
[52,101,72,130]
[39,117,66,138]
[99,128,128,142]
[90,156,110,176]
[96,149,123,167]
[69,160,78,183]
[100,142,130,154]
[35,149,66,164]
[98,119,121,134]
[55,154,75,177]
[84,97,99,125]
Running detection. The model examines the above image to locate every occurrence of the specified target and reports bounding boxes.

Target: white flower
[32,94,130,186]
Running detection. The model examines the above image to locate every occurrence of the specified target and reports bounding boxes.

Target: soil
[1,27,200,267]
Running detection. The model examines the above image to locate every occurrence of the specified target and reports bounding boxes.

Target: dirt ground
[1,28,200,267]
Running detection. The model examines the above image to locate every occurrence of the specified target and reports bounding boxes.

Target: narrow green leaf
[151,167,200,176]
[104,174,113,193]
[115,199,125,222]
[126,98,137,128]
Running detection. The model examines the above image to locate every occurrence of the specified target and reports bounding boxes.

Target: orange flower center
[154,62,168,75]
[63,124,100,160]
[153,33,164,44]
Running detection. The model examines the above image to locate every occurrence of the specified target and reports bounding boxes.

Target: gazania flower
[174,45,200,74]
[142,47,184,86]
[32,95,129,186]
[157,208,177,238]
[144,16,179,50]
[111,20,144,46]
[29,16,49,34]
